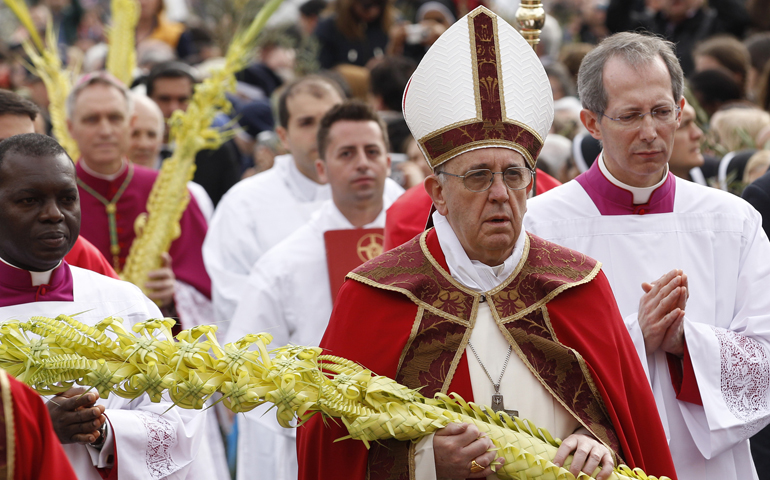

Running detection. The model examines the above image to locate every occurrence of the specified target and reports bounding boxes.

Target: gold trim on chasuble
[348,230,617,480]
[417,7,544,169]
[0,370,13,480]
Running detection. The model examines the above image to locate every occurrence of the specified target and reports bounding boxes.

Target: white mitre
[402,6,554,169]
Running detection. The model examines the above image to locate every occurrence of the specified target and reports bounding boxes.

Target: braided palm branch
[119,0,283,289]
[0,315,671,480]
[105,0,140,86]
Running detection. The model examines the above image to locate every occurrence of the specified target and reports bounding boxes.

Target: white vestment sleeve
[675,212,770,459]
[86,423,115,467]
[414,434,438,480]
[623,313,670,442]
[225,258,291,348]
[105,395,208,480]
[174,280,216,330]
[226,254,298,480]
[203,196,263,332]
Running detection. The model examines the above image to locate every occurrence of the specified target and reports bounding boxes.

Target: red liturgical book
[324,228,384,302]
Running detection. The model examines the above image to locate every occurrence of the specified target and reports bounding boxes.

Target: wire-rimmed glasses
[601,105,681,129]
[438,167,534,192]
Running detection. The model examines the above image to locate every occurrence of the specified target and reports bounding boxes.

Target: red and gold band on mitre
[403,6,554,169]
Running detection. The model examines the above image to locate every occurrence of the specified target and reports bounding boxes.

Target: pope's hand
[46,388,107,444]
[145,252,176,308]
[433,422,503,479]
[638,269,687,356]
[553,432,614,480]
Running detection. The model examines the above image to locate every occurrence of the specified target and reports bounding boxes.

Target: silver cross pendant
[491,392,518,418]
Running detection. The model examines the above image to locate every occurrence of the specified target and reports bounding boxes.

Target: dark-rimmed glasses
[438,167,534,192]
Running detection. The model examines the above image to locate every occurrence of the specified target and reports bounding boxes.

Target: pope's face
[0,152,80,271]
[426,148,530,267]
[581,55,683,187]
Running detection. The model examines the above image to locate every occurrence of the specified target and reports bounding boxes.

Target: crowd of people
[1,0,770,479]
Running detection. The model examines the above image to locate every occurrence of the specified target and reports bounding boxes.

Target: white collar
[327,200,387,230]
[432,211,525,293]
[282,154,329,202]
[310,193,391,232]
[599,152,668,204]
[80,158,128,181]
[0,256,60,286]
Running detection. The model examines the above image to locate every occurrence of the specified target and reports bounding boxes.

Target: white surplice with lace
[525,168,770,480]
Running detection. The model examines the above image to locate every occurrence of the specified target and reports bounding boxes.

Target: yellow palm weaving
[0,315,671,480]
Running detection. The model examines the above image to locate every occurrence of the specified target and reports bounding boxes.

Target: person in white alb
[0,133,220,480]
[202,75,343,331]
[225,100,404,480]
[525,31,770,480]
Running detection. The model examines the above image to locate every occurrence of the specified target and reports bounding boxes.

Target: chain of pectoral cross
[467,341,519,418]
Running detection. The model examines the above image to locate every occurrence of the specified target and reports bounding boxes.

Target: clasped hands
[46,387,106,445]
[638,269,688,357]
[434,423,614,479]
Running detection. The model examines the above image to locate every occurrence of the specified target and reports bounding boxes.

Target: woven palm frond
[0,315,673,480]
[120,0,284,291]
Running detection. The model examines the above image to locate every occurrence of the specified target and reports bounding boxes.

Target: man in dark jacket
[743,169,770,240]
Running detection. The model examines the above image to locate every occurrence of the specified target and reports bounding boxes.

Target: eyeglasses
[438,167,534,192]
[601,105,681,129]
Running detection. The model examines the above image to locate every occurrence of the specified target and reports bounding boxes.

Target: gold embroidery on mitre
[416,6,544,169]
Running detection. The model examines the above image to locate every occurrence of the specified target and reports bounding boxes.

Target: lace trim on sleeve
[714,327,770,437]
[138,412,179,479]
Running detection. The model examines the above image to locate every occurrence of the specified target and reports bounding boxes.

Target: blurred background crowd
[1,0,770,199]
[4,0,770,478]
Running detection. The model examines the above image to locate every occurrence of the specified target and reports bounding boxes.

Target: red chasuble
[65,236,119,279]
[383,169,561,251]
[297,229,676,480]
[76,161,211,298]
[1,370,77,480]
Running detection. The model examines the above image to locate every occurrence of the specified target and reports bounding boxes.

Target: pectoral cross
[490,388,518,418]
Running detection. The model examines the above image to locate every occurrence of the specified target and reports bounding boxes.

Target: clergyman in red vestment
[1,370,78,480]
[296,6,677,480]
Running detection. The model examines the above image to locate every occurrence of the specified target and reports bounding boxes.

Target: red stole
[297,229,676,480]
[350,230,626,477]
[3,370,79,480]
